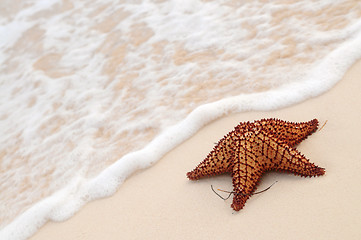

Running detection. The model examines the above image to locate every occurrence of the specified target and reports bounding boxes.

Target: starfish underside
[187,118,325,211]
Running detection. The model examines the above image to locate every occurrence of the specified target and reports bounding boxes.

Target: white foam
[1,1,361,239]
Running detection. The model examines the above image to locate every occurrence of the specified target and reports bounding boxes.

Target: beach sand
[31,59,361,240]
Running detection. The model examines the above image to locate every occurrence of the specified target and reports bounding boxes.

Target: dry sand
[31,59,361,240]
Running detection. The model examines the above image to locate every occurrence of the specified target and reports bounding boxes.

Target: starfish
[187,118,325,211]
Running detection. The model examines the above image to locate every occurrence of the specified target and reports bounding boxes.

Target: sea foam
[1,1,361,239]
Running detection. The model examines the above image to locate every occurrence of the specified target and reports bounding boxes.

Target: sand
[30,59,361,240]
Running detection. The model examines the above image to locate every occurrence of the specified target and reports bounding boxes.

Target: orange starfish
[187,118,325,211]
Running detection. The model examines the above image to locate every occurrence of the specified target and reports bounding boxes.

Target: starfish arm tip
[316,167,326,176]
[231,194,250,211]
[186,171,197,180]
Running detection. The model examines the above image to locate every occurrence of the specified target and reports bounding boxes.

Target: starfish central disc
[187,118,325,211]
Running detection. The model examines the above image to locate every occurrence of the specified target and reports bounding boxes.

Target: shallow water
[1,0,361,239]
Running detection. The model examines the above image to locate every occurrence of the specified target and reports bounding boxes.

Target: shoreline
[30,58,361,240]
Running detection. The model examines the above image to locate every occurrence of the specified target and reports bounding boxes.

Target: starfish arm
[259,132,325,177]
[187,132,236,180]
[231,146,264,211]
[272,142,325,177]
[256,118,319,147]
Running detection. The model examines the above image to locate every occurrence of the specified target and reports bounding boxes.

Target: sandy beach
[29,56,361,240]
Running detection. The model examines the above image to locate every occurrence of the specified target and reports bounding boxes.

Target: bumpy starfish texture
[187,118,325,211]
